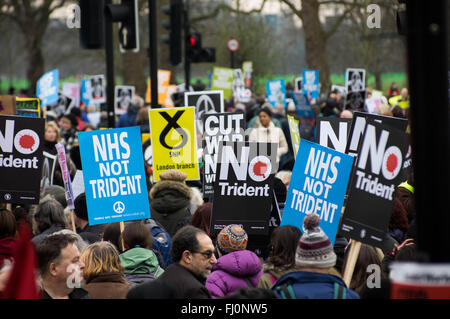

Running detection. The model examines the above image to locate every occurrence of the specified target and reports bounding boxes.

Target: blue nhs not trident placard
[280,139,353,245]
[302,69,319,99]
[78,126,150,225]
[37,69,59,106]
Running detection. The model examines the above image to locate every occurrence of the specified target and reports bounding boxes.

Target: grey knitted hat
[295,214,336,268]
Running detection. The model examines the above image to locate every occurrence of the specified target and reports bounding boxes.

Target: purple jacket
[205,250,262,298]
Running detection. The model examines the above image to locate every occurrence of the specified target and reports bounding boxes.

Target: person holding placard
[73,193,104,245]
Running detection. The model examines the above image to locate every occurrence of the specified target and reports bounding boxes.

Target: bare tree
[1,0,70,94]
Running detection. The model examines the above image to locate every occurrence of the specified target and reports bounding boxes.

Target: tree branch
[190,0,268,24]
[324,0,357,39]
[279,0,302,18]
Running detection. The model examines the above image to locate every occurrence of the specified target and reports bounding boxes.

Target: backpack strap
[333,283,347,299]
[274,279,296,299]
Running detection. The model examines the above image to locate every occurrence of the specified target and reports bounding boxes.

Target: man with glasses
[127,225,217,299]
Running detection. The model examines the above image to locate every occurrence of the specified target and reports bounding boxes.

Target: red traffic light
[189,36,196,47]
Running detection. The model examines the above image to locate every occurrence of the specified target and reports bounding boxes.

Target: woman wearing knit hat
[272,214,359,299]
[205,225,263,298]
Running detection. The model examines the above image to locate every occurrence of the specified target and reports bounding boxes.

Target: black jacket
[127,263,211,299]
[78,224,104,244]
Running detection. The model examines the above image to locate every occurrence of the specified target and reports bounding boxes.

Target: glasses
[192,250,215,259]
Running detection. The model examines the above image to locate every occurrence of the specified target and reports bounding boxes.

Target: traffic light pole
[184,2,190,91]
[149,0,158,108]
[104,0,115,128]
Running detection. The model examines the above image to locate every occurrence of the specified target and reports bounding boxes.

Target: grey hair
[34,194,68,233]
[50,229,89,253]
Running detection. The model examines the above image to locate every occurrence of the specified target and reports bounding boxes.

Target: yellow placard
[145,70,171,106]
[141,133,150,144]
[149,107,200,181]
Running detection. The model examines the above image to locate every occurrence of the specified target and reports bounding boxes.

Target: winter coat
[32,224,66,247]
[78,224,104,244]
[205,250,262,298]
[248,121,289,163]
[158,263,211,299]
[0,237,17,268]
[116,106,139,128]
[272,271,360,299]
[82,272,131,299]
[42,140,58,156]
[149,180,192,237]
[120,247,164,287]
[257,263,298,289]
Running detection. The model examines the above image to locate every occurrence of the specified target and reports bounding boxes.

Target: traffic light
[162,0,183,65]
[79,0,105,49]
[104,0,140,52]
[186,32,216,63]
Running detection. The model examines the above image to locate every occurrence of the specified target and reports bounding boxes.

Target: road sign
[227,38,239,52]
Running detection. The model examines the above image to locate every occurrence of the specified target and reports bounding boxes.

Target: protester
[50,229,88,254]
[205,224,262,298]
[136,106,150,134]
[189,203,215,244]
[388,197,410,244]
[248,107,289,163]
[149,169,193,237]
[340,109,353,119]
[59,113,79,153]
[275,170,292,191]
[126,225,216,298]
[32,195,68,246]
[116,95,143,128]
[42,185,67,209]
[73,193,104,244]
[120,222,164,286]
[272,214,359,299]
[80,241,131,299]
[102,222,121,252]
[36,233,89,299]
[42,121,61,155]
[257,225,302,289]
[387,82,400,98]
[0,209,17,268]
[342,243,385,295]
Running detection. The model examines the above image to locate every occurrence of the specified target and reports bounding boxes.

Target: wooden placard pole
[119,221,125,252]
[343,240,362,288]
[70,210,76,233]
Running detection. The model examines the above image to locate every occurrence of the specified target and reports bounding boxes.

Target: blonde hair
[80,241,124,283]
[45,121,61,142]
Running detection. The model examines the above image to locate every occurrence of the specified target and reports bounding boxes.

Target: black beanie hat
[63,113,78,128]
[74,193,88,221]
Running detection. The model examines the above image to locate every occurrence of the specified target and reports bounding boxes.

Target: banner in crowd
[0,96,17,116]
[344,90,366,110]
[48,93,73,118]
[294,77,302,92]
[291,91,314,117]
[211,141,277,236]
[331,85,347,96]
[365,95,383,114]
[0,115,45,204]
[149,107,200,181]
[16,98,40,118]
[78,126,150,225]
[115,85,135,115]
[266,80,286,108]
[302,69,319,99]
[37,69,59,107]
[55,142,75,210]
[146,70,171,106]
[232,69,251,103]
[184,90,224,131]
[202,112,245,197]
[340,119,408,248]
[345,68,366,93]
[242,61,253,89]
[62,82,81,108]
[281,139,354,245]
[390,262,450,299]
[89,75,106,104]
[315,117,352,153]
[211,67,234,100]
[287,115,300,158]
[40,151,57,193]
[345,111,408,158]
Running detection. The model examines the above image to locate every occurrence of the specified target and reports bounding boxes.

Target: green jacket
[120,247,164,277]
